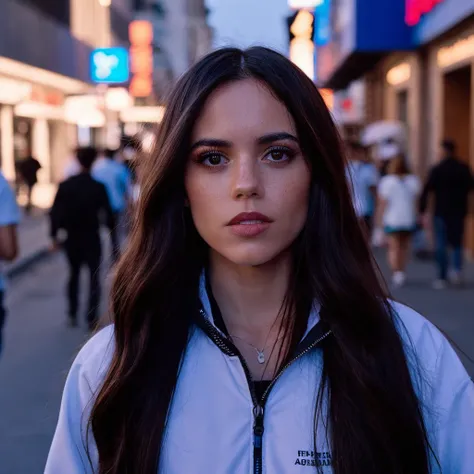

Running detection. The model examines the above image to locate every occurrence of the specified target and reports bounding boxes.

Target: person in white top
[376,154,421,287]
[46,48,473,474]
[0,172,20,354]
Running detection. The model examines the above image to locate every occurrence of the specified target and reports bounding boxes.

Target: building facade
[0,0,134,207]
[315,0,474,256]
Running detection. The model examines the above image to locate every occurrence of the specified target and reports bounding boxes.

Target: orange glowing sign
[319,88,334,111]
[129,21,153,98]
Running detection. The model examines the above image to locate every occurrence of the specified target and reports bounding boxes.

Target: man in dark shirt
[419,140,474,288]
[50,147,114,330]
[17,153,41,215]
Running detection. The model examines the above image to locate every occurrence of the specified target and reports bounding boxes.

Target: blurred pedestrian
[346,140,379,237]
[46,48,474,474]
[0,172,20,355]
[16,151,41,215]
[120,137,143,229]
[92,148,131,261]
[419,139,474,289]
[376,155,421,287]
[377,138,400,178]
[50,147,114,330]
[121,135,142,181]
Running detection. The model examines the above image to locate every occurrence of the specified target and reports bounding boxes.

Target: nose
[231,156,263,200]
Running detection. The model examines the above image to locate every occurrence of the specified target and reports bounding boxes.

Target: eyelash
[196,148,226,165]
[265,146,294,163]
[196,146,295,166]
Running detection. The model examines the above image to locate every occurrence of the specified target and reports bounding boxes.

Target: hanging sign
[129,21,154,98]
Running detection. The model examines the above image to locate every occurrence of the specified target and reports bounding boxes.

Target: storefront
[371,53,423,174]
[0,0,93,206]
[414,0,474,255]
[425,27,474,170]
[315,0,415,152]
[0,64,89,207]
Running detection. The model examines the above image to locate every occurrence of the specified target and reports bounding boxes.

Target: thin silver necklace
[229,333,284,364]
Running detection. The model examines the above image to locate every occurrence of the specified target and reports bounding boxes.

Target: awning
[321,52,385,90]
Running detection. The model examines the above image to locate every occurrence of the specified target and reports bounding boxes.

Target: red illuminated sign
[405,0,445,26]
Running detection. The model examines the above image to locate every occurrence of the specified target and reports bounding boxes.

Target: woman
[46,48,473,474]
[376,155,421,287]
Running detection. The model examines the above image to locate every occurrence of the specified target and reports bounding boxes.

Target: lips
[227,212,273,226]
[227,212,273,238]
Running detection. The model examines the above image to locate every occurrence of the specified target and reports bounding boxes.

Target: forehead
[192,79,296,141]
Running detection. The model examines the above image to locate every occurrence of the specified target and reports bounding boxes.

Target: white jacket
[45,286,474,474]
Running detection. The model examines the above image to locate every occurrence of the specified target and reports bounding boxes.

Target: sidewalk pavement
[5,209,50,279]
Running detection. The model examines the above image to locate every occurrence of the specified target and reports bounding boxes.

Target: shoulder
[390,301,470,391]
[390,301,444,353]
[58,177,77,193]
[91,177,108,192]
[59,177,73,187]
[378,175,394,193]
[459,161,472,175]
[72,325,115,395]
[407,174,421,189]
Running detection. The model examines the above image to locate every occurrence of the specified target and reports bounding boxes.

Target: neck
[208,250,292,345]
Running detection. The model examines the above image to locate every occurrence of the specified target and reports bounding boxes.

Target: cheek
[185,171,222,233]
[272,169,311,226]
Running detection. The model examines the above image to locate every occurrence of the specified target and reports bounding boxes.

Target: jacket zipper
[252,330,331,474]
[199,309,331,474]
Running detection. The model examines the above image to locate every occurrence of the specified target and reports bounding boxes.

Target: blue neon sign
[315,0,331,46]
[90,47,130,84]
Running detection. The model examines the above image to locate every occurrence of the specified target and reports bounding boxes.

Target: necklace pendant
[257,351,265,364]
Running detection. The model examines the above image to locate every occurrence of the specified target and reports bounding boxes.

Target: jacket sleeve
[44,354,97,473]
[45,327,114,473]
[426,333,474,473]
[49,183,66,240]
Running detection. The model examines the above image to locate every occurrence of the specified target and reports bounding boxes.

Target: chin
[218,243,285,267]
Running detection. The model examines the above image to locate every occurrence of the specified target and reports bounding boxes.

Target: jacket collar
[198,272,323,342]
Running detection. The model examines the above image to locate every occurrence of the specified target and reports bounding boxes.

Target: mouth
[227,212,273,238]
[227,212,273,226]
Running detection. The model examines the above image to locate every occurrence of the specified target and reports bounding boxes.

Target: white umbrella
[361,120,406,146]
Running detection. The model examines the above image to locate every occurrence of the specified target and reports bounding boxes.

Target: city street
[0,251,473,474]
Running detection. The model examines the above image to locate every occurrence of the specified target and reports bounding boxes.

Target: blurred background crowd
[0,0,473,473]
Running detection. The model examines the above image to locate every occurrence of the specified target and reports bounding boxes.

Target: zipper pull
[253,405,265,449]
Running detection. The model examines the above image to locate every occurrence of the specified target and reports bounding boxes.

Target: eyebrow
[190,132,298,152]
[190,139,232,152]
[257,132,299,145]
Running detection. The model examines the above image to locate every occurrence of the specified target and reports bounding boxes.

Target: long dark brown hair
[89,47,435,474]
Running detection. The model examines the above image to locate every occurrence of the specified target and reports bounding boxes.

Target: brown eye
[200,153,227,167]
[266,147,291,163]
[270,150,285,161]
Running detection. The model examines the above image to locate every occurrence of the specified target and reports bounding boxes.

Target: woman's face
[185,79,311,266]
